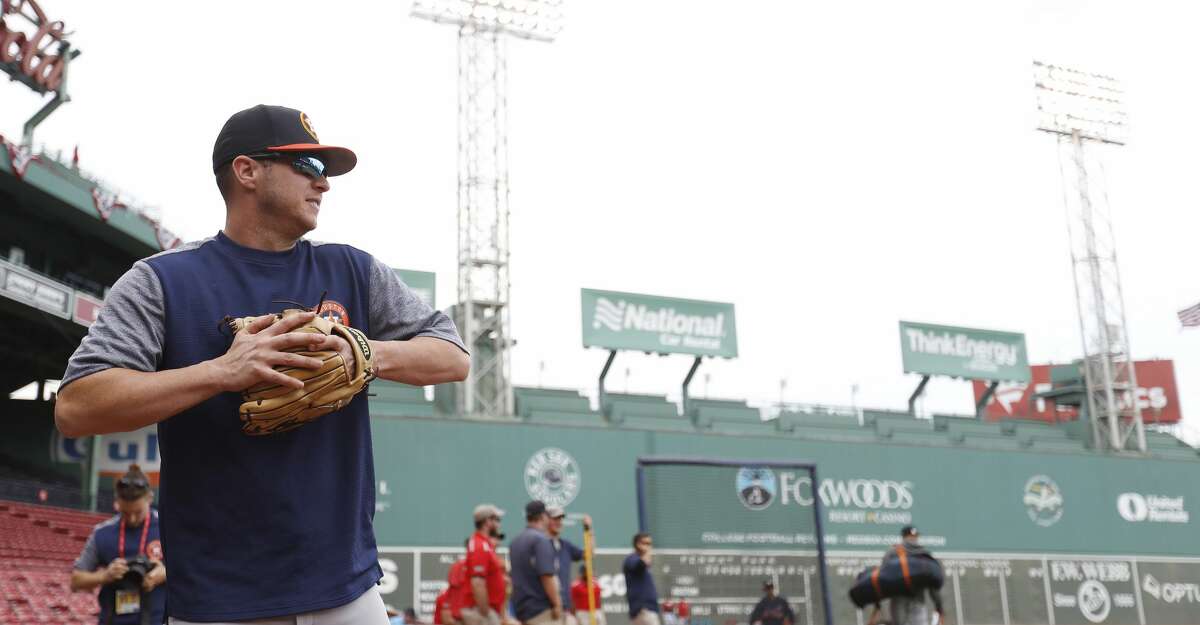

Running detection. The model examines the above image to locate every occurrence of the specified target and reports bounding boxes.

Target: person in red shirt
[443,548,468,625]
[570,565,605,625]
[435,587,453,625]
[462,504,507,625]
[674,599,690,625]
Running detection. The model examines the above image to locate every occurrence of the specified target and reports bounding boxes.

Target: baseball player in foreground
[55,104,469,623]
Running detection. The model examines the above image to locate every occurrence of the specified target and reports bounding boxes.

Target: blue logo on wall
[736,467,777,511]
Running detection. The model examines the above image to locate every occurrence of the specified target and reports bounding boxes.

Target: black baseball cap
[212,105,357,176]
[525,500,547,518]
[901,525,918,537]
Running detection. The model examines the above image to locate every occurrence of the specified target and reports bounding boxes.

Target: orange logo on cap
[300,112,319,142]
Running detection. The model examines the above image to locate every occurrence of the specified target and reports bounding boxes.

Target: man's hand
[332,332,355,371]
[207,311,340,392]
[142,561,165,591]
[551,605,563,621]
[583,514,593,531]
[103,558,128,583]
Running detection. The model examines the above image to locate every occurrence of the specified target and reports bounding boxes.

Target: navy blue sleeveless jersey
[74,510,166,625]
[63,232,466,621]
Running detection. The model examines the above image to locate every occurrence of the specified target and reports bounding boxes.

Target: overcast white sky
[6,1,1200,435]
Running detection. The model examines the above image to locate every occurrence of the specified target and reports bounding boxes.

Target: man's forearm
[55,364,224,438]
[471,577,492,614]
[70,569,110,591]
[931,588,944,614]
[541,575,561,609]
[371,337,469,386]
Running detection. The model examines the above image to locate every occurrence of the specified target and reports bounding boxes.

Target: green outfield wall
[370,416,1197,556]
[7,411,1199,624]
[369,415,1200,625]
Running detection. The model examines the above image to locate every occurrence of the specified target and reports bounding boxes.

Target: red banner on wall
[972,360,1182,424]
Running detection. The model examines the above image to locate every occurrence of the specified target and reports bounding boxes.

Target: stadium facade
[3,8,1199,623]
[5,125,1200,625]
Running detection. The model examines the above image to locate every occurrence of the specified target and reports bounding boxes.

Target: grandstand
[1,39,180,617]
[373,385,1196,458]
[0,501,104,623]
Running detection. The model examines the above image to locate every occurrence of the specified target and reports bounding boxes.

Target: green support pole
[85,435,101,512]
[908,375,931,416]
[681,356,702,420]
[598,350,617,417]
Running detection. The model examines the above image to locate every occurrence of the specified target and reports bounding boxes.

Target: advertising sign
[0,0,72,93]
[70,426,161,486]
[0,258,71,318]
[394,268,436,309]
[972,360,1182,424]
[73,291,103,326]
[50,429,88,464]
[581,288,737,358]
[899,321,1031,382]
[374,547,1200,625]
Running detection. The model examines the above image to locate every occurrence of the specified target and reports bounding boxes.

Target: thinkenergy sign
[899,320,1031,382]
[581,288,737,358]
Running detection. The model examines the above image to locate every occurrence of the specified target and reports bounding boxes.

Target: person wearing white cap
[462,504,507,625]
[867,526,945,625]
[546,506,590,625]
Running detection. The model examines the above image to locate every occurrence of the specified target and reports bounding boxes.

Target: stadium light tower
[1033,60,1145,453]
[412,0,564,417]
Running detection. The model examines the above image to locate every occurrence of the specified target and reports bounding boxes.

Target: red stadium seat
[0,500,102,622]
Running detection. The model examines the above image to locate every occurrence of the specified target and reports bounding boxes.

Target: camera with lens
[117,555,158,590]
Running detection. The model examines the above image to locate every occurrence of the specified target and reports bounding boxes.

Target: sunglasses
[116,476,149,493]
[247,152,327,179]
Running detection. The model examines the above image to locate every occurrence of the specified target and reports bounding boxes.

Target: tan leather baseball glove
[224,309,375,435]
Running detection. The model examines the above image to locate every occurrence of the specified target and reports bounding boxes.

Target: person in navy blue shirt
[510,501,563,625]
[71,464,167,625]
[545,506,589,625]
[623,533,660,625]
[55,105,470,624]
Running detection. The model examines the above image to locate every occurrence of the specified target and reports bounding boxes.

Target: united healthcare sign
[581,288,737,358]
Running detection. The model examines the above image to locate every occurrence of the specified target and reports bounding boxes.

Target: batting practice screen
[636,457,833,625]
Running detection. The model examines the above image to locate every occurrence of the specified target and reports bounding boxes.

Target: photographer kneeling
[70,464,166,625]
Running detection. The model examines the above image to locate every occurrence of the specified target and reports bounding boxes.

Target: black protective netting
[638,461,831,625]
